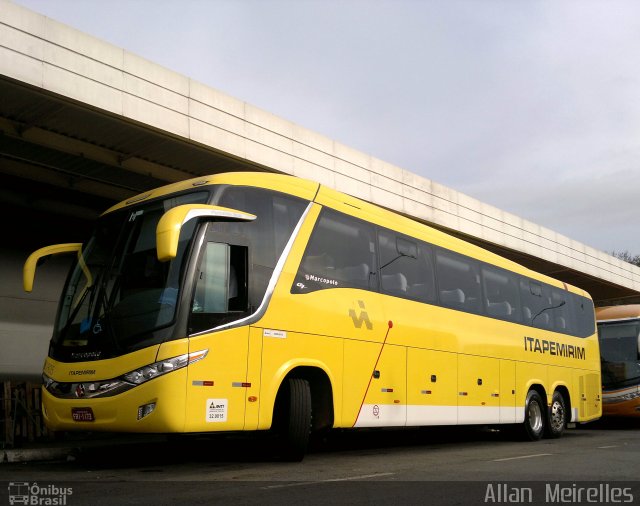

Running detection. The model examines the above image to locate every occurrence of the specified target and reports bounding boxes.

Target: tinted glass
[378,229,436,303]
[598,321,640,388]
[573,295,595,337]
[549,287,574,334]
[435,249,481,313]
[52,191,208,359]
[190,242,249,333]
[293,209,377,293]
[215,187,307,308]
[520,279,554,330]
[482,265,521,322]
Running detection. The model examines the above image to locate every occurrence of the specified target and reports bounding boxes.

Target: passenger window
[550,288,575,334]
[435,250,481,313]
[482,266,521,322]
[520,278,594,337]
[520,279,553,330]
[573,294,595,337]
[292,209,376,293]
[378,229,436,303]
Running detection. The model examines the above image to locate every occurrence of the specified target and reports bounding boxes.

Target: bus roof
[596,305,640,322]
[103,172,320,215]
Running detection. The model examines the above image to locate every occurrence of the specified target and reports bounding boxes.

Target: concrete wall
[0,248,69,379]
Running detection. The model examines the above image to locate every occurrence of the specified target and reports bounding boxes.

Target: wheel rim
[528,400,543,434]
[550,400,565,432]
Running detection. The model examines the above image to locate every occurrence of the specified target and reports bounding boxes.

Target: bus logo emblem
[349,300,372,330]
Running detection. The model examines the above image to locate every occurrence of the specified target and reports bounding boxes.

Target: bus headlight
[122,349,208,385]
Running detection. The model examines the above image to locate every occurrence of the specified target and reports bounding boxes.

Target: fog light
[137,402,156,420]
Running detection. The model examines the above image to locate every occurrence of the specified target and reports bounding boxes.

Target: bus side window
[482,265,521,322]
[292,209,376,293]
[520,279,553,330]
[550,288,575,335]
[378,229,436,303]
[435,249,481,314]
[572,295,595,337]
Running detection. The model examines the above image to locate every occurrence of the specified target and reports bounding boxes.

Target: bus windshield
[598,321,640,389]
[52,191,210,359]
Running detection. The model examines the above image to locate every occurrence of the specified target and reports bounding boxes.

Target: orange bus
[596,305,640,417]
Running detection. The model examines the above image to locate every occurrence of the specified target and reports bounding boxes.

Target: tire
[522,390,545,441]
[545,391,567,439]
[276,378,312,461]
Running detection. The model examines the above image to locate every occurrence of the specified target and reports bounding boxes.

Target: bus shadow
[65,421,615,469]
[67,426,512,469]
[310,426,507,454]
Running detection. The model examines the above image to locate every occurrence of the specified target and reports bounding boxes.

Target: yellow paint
[23,243,81,292]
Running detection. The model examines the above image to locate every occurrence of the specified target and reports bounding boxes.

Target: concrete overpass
[1,0,640,378]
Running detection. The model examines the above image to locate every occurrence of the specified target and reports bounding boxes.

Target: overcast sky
[14,0,640,254]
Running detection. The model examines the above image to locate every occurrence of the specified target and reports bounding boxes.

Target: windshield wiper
[63,281,97,335]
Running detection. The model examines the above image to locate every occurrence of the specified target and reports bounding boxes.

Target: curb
[2,447,75,463]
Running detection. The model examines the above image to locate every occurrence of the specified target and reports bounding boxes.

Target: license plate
[71,407,95,422]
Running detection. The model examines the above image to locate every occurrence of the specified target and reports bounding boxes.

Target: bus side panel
[499,360,517,423]
[575,371,602,421]
[350,343,406,427]
[342,339,381,427]
[406,348,457,425]
[457,354,500,424]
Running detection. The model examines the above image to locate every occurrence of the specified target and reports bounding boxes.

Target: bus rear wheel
[522,390,545,441]
[275,377,312,461]
[545,391,567,439]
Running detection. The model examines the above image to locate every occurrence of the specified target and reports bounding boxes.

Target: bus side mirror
[23,243,82,292]
[156,204,256,262]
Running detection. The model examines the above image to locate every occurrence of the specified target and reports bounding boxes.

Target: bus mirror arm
[23,243,82,292]
[156,204,256,262]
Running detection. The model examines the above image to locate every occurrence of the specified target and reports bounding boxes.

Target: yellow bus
[596,305,640,417]
[24,172,601,459]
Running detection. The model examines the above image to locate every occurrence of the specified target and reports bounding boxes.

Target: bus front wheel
[274,377,312,461]
[522,390,545,441]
